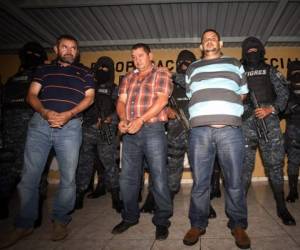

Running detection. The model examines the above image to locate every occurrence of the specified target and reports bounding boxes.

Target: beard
[57,53,77,64]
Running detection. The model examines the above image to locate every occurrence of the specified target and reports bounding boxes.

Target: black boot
[140,191,155,214]
[0,196,9,220]
[87,182,106,199]
[273,187,296,226]
[34,195,45,228]
[208,204,217,219]
[111,188,123,213]
[74,191,85,210]
[286,175,299,203]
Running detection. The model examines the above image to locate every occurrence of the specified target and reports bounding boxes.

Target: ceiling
[0,0,300,53]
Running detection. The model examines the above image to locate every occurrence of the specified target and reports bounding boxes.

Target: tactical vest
[95,83,115,118]
[245,65,276,104]
[3,70,33,109]
[172,83,189,117]
[83,82,115,126]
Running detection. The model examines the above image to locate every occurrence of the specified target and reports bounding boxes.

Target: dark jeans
[188,126,248,230]
[120,122,173,227]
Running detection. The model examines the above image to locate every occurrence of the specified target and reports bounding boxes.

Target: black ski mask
[241,37,265,68]
[19,42,47,70]
[95,69,110,84]
[176,50,196,74]
[92,56,115,85]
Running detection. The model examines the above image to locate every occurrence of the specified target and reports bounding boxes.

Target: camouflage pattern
[166,119,188,193]
[242,66,289,189]
[0,69,49,199]
[285,123,300,176]
[76,123,119,193]
[76,56,120,195]
[284,60,300,176]
[0,70,34,196]
[242,114,285,188]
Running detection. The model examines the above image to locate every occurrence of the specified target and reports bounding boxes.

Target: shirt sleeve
[155,70,173,97]
[32,66,45,85]
[118,74,129,96]
[84,70,95,91]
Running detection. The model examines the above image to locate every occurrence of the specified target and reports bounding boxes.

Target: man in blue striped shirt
[183,29,250,249]
[1,35,95,249]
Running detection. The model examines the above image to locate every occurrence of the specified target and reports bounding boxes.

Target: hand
[49,111,72,128]
[167,107,177,119]
[104,116,113,124]
[127,118,144,134]
[118,120,129,134]
[41,109,61,127]
[254,107,273,119]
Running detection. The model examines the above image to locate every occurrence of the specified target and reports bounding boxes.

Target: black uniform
[285,60,300,202]
[0,42,50,223]
[241,37,295,226]
[75,56,121,212]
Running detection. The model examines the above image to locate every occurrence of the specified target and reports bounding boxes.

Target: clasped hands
[42,109,73,128]
[118,118,144,134]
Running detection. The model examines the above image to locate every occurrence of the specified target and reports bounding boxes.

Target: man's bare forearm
[116,100,127,121]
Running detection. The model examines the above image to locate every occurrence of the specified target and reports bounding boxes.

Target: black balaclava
[241,37,265,68]
[176,50,196,74]
[19,42,47,70]
[93,56,115,85]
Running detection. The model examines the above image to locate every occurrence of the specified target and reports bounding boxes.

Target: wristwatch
[270,106,277,115]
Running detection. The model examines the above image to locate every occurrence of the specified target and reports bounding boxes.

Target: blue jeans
[16,113,82,228]
[120,122,173,227]
[188,126,248,230]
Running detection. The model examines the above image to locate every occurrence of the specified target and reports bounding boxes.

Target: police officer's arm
[116,93,129,133]
[127,92,169,134]
[26,81,60,123]
[270,67,289,113]
[241,94,247,101]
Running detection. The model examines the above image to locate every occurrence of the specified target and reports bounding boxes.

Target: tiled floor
[1,182,300,250]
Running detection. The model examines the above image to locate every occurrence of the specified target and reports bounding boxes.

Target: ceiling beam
[260,0,289,45]
[18,0,281,9]
[3,35,300,51]
[0,0,56,45]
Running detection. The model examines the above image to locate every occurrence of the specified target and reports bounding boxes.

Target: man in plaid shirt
[112,43,173,240]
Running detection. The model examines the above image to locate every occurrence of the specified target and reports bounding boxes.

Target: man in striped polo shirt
[183,29,250,249]
[1,35,95,248]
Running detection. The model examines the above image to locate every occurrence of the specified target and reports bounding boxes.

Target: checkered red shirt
[119,66,172,123]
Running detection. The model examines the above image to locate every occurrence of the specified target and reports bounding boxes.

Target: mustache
[204,48,217,52]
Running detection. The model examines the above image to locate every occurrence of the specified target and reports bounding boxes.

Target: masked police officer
[285,60,300,203]
[0,42,49,223]
[75,56,121,212]
[241,37,296,225]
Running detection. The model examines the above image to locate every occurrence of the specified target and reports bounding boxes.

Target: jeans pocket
[28,112,43,128]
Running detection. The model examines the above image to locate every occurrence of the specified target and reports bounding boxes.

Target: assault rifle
[99,111,113,145]
[169,96,190,132]
[250,90,269,143]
